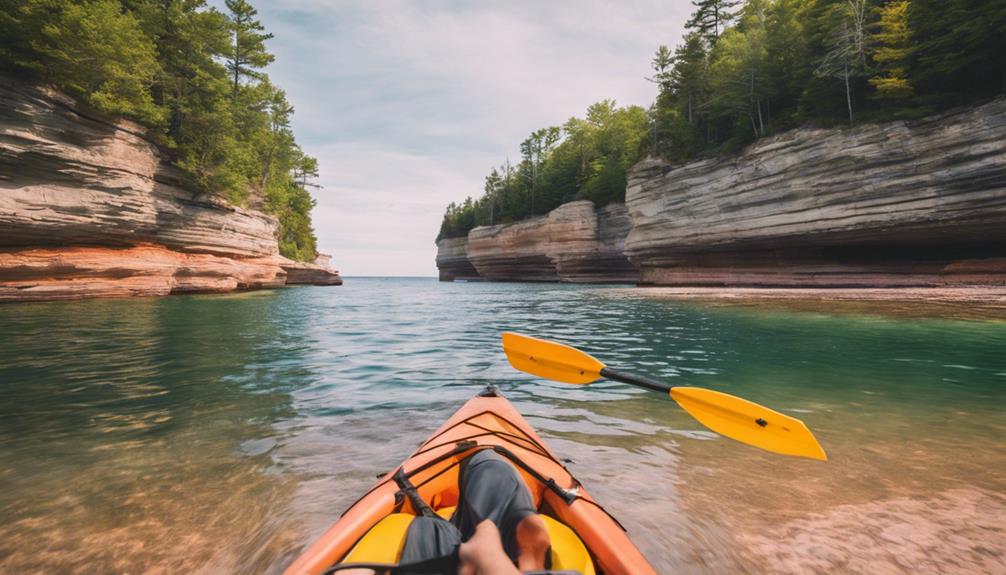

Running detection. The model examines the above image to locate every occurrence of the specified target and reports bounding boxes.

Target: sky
[246,0,689,276]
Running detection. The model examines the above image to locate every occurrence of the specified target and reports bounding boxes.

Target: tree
[129,0,231,140]
[709,0,773,138]
[764,0,812,125]
[437,101,648,239]
[224,0,273,96]
[484,169,502,225]
[686,0,741,41]
[815,0,870,124]
[909,0,1006,100]
[869,0,913,100]
[648,45,674,91]
[8,0,165,124]
[670,32,709,125]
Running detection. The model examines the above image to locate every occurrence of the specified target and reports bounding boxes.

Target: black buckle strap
[393,467,437,518]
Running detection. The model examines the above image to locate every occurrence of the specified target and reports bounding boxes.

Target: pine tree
[685,0,741,41]
[224,0,273,96]
[870,0,913,99]
[909,0,1006,99]
[648,45,674,91]
[670,32,709,125]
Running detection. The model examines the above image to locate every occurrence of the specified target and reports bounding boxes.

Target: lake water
[1,278,1004,574]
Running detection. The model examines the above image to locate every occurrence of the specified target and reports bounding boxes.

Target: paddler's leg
[452,450,551,570]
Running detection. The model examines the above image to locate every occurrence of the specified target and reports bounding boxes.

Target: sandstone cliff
[436,237,481,281]
[0,80,340,302]
[624,99,1006,287]
[436,200,638,283]
[437,99,1006,288]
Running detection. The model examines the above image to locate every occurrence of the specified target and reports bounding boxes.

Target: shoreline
[614,286,1006,320]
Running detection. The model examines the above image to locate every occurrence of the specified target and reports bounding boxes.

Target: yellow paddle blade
[670,387,828,461]
[501,332,605,384]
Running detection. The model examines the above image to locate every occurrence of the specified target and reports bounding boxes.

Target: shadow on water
[1,279,1004,573]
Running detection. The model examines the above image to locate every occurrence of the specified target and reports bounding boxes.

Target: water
[1,278,1003,574]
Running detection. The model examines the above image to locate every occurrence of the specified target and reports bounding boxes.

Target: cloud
[242,0,689,275]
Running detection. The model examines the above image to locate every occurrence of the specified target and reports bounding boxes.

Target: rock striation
[281,255,344,286]
[0,79,340,301]
[624,99,1006,287]
[438,99,1006,288]
[435,237,480,281]
[436,200,638,283]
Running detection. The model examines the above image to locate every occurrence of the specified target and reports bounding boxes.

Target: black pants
[399,450,538,569]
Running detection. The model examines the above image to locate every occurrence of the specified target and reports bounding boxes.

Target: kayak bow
[283,386,656,575]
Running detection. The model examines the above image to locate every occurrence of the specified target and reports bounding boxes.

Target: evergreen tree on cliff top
[224,0,274,96]
[686,0,741,41]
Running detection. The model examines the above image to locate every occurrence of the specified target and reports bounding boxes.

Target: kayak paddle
[501,332,827,461]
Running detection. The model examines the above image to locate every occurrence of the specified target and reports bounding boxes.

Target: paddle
[501,332,827,461]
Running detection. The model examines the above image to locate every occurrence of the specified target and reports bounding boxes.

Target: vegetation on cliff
[0,0,319,261]
[650,0,1005,160]
[437,101,649,240]
[438,0,1004,241]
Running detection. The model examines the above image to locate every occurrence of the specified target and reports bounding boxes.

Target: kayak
[283,385,657,575]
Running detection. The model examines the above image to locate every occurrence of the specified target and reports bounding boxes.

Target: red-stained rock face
[0,245,288,302]
[0,79,341,301]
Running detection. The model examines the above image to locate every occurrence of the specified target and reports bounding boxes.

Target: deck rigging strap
[393,468,438,518]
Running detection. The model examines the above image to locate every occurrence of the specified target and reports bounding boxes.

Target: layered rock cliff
[437,200,638,283]
[0,80,340,302]
[436,237,481,281]
[624,99,1006,287]
[437,99,1006,288]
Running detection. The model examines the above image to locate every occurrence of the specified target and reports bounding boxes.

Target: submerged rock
[0,79,341,301]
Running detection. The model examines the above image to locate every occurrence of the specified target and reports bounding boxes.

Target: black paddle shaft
[599,367,671,394]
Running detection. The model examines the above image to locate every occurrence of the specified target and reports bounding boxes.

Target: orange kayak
[283,386,656,575]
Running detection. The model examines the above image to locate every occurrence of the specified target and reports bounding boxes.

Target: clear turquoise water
[1,278,1004,573]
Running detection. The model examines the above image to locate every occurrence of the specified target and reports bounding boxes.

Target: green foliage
[686,0,741,40]
[437,100,649,241]
[224,0,273,95]
[908,0,1006,103]
[2,0,164,124]
[869,0,913,99]
[651,0,1004,160]
[0,0,320,261]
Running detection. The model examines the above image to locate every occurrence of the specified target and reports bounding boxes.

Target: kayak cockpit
[283,391,656,575]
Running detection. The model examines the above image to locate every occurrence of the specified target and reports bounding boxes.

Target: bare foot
[458,520,521,575]
[514,514,550,572]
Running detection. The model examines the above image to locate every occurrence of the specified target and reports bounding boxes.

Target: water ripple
[1,279,1004,573]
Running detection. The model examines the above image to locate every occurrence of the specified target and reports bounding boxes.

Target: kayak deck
[283,386,656,575]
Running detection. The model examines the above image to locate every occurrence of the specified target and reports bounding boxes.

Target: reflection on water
[1,279,1004,574]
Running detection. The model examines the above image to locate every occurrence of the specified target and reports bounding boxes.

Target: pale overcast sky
[245,0,688,276]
